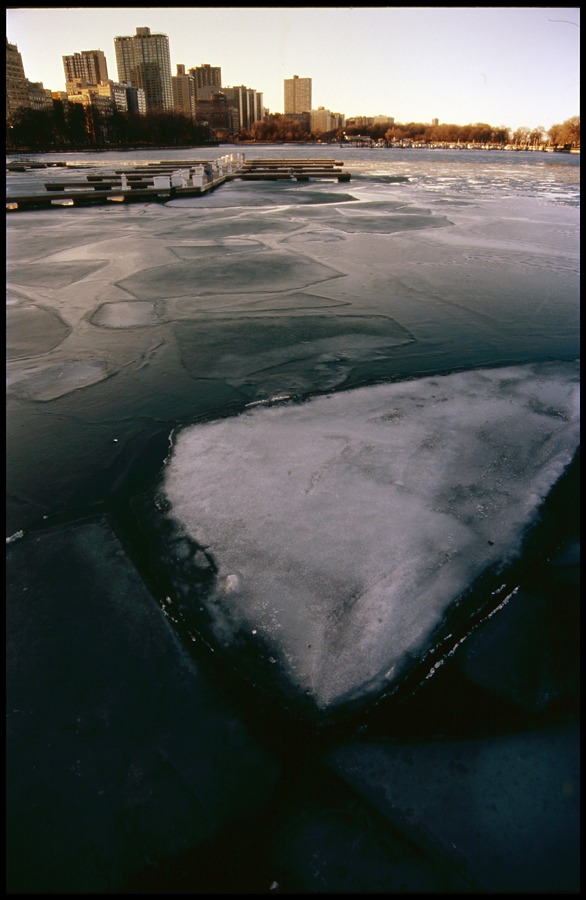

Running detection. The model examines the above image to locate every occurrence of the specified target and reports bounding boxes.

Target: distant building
[26,80,51,112]
[66,83,114,118]
[97,81,129,113]
[6,38,30,119]
[114,26,173,113]
[311,106,332,132]
[346,116,374,128]
[432,117,439,127]
[284,75,311,114]
[189,64,221,100]
[63,50,108,86]
[284,111,311,132]
[373,115,394,125]
[124,84,147,115]
[194,92,232,137]
[223,85,263,133]
[66,77,146,116]
[173,64,196,117]
[62,49,146,118]
[310,108,345,132]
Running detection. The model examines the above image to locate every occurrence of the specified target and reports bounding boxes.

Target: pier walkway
[6,154,350,211]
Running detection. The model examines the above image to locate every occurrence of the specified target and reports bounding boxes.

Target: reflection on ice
[161,361,579,708]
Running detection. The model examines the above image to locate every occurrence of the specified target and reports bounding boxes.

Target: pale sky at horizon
[6,7,580,132]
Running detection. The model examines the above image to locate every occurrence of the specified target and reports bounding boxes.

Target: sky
[6,7,580,131]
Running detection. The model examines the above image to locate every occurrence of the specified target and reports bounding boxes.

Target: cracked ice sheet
[161,360,580,709]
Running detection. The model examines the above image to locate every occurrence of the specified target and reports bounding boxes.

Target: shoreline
[7,142,578,156]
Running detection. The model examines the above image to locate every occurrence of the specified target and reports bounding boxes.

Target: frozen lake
[6,145,580,715]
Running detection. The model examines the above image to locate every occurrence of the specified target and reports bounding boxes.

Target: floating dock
[6,155,350,211]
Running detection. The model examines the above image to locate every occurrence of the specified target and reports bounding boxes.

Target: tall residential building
[63,50,108,85]
[223,85,263,133]
[189,64,221,100]
[114,26,173,113]
[284,75,311,114]
[172,64,196,118]
[6,38,30,119]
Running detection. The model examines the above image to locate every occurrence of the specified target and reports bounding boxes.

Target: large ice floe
[160,360,579,710]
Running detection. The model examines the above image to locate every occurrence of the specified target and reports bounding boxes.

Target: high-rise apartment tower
[188,64,222,100]
[284,75,311,114]
[173,64,197,118]
[223,85,263,132]
[114,27,173,112]
[63,50,108,86]
[6,38,30,119]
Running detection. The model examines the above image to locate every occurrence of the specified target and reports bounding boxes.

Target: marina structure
[6,155,350,211]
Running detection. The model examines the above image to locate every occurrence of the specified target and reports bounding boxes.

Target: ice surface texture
[7,305,71,358]
[117,250,342,298]
[7,360,110,402]
[162,361,580,708]
[6,156,579,539]
[172,316,414,397]
[7,260,107,288]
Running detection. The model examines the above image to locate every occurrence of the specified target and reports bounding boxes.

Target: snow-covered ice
[161,360,580,708]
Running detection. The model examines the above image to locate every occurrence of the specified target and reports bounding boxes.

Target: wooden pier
[6,156,350,211]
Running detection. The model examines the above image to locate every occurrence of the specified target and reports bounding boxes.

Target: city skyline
[6,7,580,131]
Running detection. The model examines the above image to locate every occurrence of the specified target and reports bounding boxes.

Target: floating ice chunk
[90,301,163,329]
[7,305,70,358]
[161,361,579,708]
[117,251,341,299]
[6,359,109,401]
